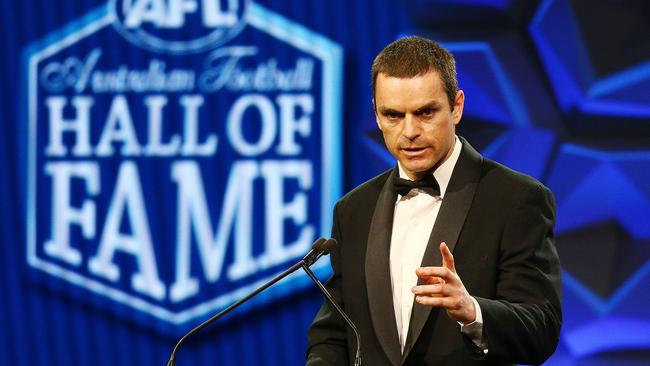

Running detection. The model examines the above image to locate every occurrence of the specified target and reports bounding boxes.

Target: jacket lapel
[365,168,402,366]
[401,139,483,362]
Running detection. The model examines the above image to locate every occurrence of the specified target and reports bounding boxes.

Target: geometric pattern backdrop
[1,0,649,365]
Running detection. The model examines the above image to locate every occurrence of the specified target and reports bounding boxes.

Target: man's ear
[452,90,465,126]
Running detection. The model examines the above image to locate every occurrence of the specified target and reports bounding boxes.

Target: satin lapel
[365,168,401,366]
[401,139,483,362]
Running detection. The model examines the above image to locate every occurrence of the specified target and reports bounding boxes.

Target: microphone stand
[302,264,362,366]
[166,238,328,366]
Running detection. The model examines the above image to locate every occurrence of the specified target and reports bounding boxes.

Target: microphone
[166,237,330,366]
[303,237,334,266]
[301,239,362,366]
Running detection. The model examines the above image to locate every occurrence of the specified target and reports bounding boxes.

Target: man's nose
[403,115,420,140]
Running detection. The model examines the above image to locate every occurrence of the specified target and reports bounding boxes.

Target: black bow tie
[392,173,440,196]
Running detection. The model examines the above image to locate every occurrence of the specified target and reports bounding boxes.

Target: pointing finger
[440,242,456,272]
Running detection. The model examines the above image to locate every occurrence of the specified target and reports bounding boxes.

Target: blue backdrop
[2,0,650,365]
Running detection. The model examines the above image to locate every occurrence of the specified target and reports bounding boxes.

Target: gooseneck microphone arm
[301,239,362,366]
[166,238,329,366]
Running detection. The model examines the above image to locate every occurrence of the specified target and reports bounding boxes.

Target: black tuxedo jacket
[307,138,561,365]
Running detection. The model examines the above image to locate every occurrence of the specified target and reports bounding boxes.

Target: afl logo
[110,0,249,54]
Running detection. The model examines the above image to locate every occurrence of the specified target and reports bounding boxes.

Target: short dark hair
[371,36,458,109]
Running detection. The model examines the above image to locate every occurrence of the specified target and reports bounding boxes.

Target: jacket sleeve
[306,202,350,365]
[476,183,562,365]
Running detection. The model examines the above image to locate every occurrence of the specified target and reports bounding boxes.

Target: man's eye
[418,108,435,117]
[385,112,401,119]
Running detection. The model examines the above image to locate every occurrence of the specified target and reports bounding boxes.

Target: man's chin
[399,162,435,178]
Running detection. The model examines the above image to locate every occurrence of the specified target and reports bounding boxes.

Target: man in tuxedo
[306,36,562,365]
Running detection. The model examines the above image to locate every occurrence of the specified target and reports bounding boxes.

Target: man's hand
[412,242,476,324]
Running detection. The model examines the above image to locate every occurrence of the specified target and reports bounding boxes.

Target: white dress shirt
[388,136,486,353]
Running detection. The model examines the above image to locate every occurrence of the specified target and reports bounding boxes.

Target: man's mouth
[401,147,427,157]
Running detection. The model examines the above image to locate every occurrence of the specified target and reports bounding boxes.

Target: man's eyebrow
[415,101,443,112]
[377,106,403,114]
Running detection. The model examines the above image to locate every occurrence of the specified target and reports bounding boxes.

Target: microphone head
[303,238,337,266]
[311,237,327,250]
[320,238,338,254]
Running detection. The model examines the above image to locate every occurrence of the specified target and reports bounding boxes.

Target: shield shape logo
[24,0,342,331]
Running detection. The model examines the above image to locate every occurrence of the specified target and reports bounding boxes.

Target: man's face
[374,70,464,180]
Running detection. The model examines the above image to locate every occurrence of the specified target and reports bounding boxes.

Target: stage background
[2,0,650,365]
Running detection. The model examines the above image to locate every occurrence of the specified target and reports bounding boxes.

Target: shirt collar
[397,136,462,198]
